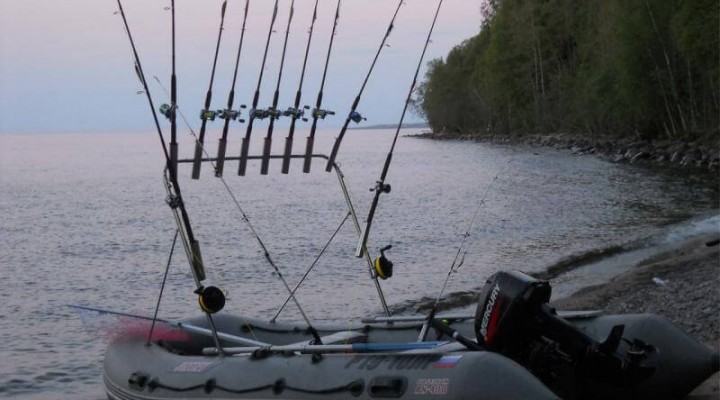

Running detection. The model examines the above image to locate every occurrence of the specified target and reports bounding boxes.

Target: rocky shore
[409,131,720,171]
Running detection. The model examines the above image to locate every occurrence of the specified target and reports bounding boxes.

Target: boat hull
[103,312,718,400]
[103,338,558,399]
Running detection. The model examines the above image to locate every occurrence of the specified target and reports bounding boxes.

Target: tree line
[416,0,719,141]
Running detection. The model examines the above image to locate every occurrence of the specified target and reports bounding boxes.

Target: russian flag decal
[432,355,462,368]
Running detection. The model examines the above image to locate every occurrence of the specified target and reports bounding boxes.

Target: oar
[67,305,267,347]
[203,340,449,356]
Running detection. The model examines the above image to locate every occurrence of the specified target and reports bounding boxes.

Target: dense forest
[416,0,719,141]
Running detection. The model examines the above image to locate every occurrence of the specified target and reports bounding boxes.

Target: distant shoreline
[349,122,430,130]
[406,131,720,172]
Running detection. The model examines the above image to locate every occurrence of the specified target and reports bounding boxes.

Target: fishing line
[271,211,351,322]
[435,172,501,305]
[215,0,251,178]
[325,0,405,172]
[238,0,280,176]
[191,0,228,179]
[280,0,320,174]
[260,0,296,175]
[302,0,340,173]
[147,229,179,345]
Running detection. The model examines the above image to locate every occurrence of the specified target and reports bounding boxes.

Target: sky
[0,0,482,134]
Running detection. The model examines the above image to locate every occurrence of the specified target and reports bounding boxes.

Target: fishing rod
[168,0,178,182]
[114,0,224,352]
[418,171,500,342]
[68,304,267,347]
[302,0,340,173]
[259,0,296,175]
[324,0,404,172]
[191,0,228,180]
[279,0,319,174]
[215,0,251,178]
[355,0,444,263]
[238,0,279,176]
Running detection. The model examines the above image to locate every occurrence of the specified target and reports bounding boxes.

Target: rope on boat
[143,376,364,396]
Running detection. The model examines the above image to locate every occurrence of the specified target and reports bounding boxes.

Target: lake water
[1,128,717,398]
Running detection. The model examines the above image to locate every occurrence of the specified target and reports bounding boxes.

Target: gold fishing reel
[195,286,226,314]
[374,245,394,280]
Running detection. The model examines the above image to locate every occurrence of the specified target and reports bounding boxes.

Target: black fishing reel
[475,271,654,395]
[349,111,366,124]
[217,104,247,123]
[370,180,391,194]
[250,108,271,120]
[373,245,393,280]
[200,109,217,121]
[306,106,335,119]
[195,286,225,314]
[159,103,176,120]
[267,107,282,120]
[283,107,307,121]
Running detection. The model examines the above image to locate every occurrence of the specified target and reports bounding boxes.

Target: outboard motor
[475,271,654,398]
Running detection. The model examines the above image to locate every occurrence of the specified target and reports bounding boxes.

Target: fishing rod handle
[303,134,316,173]
[238,135,251,176]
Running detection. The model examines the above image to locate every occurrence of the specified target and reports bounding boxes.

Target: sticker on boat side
[414,378,450,395]
[431,355,462,368]
[344,355,438,370]
[173,361,214,373]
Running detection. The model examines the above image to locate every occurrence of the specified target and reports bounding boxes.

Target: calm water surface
[1,129,717,398]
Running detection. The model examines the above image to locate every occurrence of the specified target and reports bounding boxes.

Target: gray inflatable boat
[102,271,718,400]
